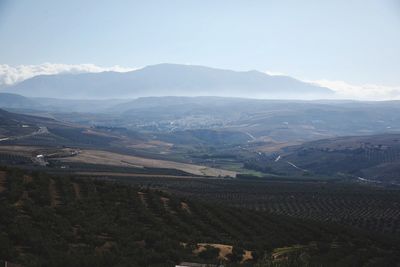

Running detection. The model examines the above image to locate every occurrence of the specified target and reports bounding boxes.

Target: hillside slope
[0,93,41,109]
[0,168,399,266]
[263,134,400,184]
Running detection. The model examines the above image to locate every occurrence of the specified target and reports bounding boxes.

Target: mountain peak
[3,64,333,99]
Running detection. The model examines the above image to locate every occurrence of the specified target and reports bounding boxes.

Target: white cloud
[264,70,286,76]
[264,70,400,100]
[309,79,400,101]
[0,63,136,86]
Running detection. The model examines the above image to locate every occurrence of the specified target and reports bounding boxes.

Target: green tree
[198,245,220,261]
[227,246,244,263]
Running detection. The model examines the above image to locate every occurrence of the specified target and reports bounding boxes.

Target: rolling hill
[0,93,41,109]
[0,93,129,113]
[0,167,399,266]
[3,94,400,144]
[3,64,334,99]
[0,108,67,139]
[105,97,400,142]
[0,109,236,177]
[263,133,400,184]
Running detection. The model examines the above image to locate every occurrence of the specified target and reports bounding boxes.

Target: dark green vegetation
[0,167,399,266]
[111,176,400,238]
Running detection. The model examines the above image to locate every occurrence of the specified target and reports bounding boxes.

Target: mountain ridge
[3,63,334,99]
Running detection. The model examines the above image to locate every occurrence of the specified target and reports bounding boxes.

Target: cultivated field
[112,176,400,237]
[58,149,236,177]
[2,167,398,266]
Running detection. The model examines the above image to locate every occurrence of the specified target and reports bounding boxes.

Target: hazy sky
[0,0,399,87]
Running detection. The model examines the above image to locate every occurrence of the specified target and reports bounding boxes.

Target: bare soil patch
[75,171,207,179]
[180,202,191,213]
[194,243,253,262]
[59,149,236,177]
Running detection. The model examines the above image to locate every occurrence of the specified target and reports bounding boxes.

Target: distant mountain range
[1,63,334,99]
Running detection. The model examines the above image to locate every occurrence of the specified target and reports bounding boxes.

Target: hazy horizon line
[1,62,400,101]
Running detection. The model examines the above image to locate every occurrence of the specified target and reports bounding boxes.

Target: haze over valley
[1,1,400,266]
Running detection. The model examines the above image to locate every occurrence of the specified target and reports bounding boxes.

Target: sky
[0,0,400,99]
